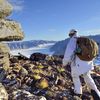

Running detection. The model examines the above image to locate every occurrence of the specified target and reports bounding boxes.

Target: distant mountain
[50,35,100,55]
[6,40,56,50]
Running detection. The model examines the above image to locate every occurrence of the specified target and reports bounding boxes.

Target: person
[62,29,100,98]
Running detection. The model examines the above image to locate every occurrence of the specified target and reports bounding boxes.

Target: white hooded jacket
[63,34,94,76]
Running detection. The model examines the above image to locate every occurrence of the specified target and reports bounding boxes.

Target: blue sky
[9,0,100,41]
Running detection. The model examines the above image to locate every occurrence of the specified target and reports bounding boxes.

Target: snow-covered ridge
[7,40,56,50]
[10,43,55,58]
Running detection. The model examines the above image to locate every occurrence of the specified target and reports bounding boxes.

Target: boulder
[0,19,24,41]
[30,53,47,61]
[0,0,13,18]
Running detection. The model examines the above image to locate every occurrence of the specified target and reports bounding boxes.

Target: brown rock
[57,79,66,86]
[62,96,68,100]
[30,53,46,61]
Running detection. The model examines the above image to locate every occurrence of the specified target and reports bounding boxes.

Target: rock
[73,96,81,100]
[2,76,18,89]
[47,60,55,66]
[9,89,46,100]
[21,84,31,92]
[0,83,8,100]
[32,68,43,74]
[57,79,66,86]
[12,64,22,73]
[0,19,24,41]
[46,90,56,99]
[62,96,68,100]
[0,0,24,72]
[10,57,19,63]
[0,0,13,18]
[10,90,34,99]
[53,55,62,65]
[39,96,47,100]
[36,78,49,89]
[57,67,65,73]
[20,67,28,77]
[0,52,99,100]
[56,90,73,100]
[23,63,33,70]
[30,53,46,61]
[31,88,47,96]
[0,43,10,71]
[94,65,100,74]
[37,64,45,69]
[0,68,6,82]
[33,74,41,80]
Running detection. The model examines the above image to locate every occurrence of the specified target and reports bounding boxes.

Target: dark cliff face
[50,35,100,56]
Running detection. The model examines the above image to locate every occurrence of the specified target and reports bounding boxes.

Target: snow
[10,43,55,58]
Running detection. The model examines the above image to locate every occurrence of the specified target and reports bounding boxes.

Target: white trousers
[71,71,100,97]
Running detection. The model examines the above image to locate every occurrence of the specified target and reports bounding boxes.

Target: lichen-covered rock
[33,74,41,80]
[9,89,47,100]
[0,83,8,100]
[36,78,49,89]
[0,43,10,71]
[0,19,24,41]
[0,0,13,18]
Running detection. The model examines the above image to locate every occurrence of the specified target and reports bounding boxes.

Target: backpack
[75,37,99,61]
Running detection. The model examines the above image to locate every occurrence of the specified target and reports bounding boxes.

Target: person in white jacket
[63,29,100,98]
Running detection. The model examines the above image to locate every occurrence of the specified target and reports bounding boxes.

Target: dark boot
[91,90,100,100]
[70,89,82,98]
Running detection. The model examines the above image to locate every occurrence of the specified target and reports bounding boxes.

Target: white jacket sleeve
[63,36,77,66]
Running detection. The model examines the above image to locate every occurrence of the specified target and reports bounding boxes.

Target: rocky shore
[0,53,100,100]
